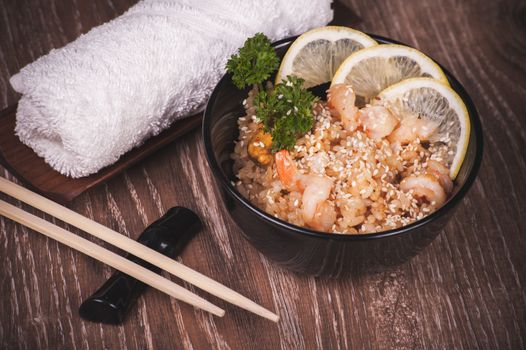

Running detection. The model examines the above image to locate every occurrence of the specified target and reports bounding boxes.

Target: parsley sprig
[226,33,279,90]
[226,33,317,152]
[255,76,318,151]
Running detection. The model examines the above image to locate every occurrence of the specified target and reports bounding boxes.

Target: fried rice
[231,88,451,234]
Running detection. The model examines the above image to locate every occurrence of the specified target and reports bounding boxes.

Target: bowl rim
[203,33,484,241]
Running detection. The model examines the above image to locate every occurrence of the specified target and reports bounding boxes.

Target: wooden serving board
[0,104,202,203]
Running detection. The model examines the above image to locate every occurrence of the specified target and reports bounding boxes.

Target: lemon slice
[332,44,449,103]
[376,78,470,179]
[276,26,377,88]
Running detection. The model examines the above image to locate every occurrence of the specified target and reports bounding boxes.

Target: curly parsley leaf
[226,33,280,90]
[227,34,317,151]
[254,76,318,152]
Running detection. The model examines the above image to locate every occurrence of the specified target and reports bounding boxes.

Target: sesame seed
[233,100,451,233]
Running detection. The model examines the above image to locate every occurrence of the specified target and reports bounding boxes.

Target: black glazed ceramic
[78,207,202,324]
[203,35,483,277]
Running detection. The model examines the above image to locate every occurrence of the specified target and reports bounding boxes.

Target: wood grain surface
[1,0,525,349]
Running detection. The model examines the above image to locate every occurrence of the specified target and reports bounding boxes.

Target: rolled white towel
[10,0,333,178]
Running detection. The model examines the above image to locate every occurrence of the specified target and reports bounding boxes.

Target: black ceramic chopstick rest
[79,206,202,324]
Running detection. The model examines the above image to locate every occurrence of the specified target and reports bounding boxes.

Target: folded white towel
[10,0,333,178]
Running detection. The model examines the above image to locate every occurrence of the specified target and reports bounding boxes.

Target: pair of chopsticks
[0,177,279,322]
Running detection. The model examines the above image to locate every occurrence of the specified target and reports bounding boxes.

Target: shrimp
[339,197,367,227]
[275,149,302,192]
[357,105,399,140]
[328,85,402,140]
[275,150,335,231]
[327,84,359,131]
[388,115,439,144]
[400,174,447,206]
[426,160,453,194]
[301,176,334,230]
[306,194,337,231]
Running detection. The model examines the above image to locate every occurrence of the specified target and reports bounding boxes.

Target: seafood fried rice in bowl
[203,34,483,276]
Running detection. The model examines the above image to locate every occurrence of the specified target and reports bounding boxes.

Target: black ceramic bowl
[203,35,483,277]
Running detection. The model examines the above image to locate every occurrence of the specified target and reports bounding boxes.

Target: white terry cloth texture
[10,0,333,178]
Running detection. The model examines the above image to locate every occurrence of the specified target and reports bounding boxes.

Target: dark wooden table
[1,0,525,349]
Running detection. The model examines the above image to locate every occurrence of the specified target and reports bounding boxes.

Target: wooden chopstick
[0,199,225,317]
[0,178,279,322]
